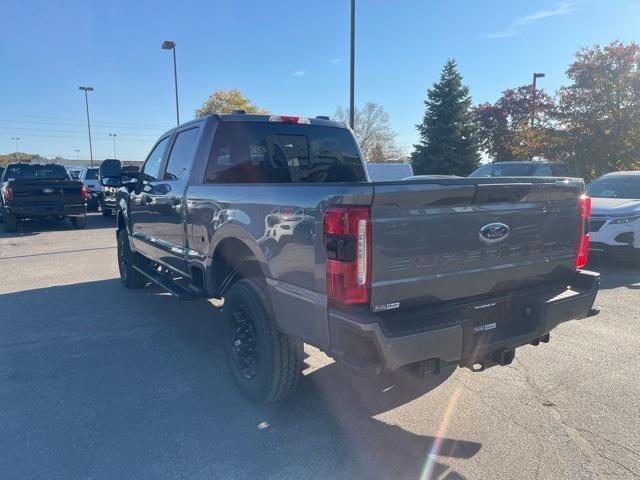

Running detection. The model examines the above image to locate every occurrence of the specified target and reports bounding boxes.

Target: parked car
[100,163,139,216]
[0,163,88,232]
[586,171,640,263]
[77,166,102,211]
[469,161,570,177]
[100,113,599,403]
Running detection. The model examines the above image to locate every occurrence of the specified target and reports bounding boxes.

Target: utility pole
[74,149,80,161]
[349,0,355,130]
[79,86,95,167]
[162,40,180,125]
[531,73,545,128]
[11,137,20,153]
[108,133,118,158]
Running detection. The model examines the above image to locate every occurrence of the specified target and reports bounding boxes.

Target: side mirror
[99,159,122,186]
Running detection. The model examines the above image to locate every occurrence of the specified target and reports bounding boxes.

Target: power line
[0,131,155,142]
[2,125,161,137]
[3,112,171,128]
[0,118,170,131]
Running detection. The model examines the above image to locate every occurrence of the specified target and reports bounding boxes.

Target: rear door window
[533,165,553,176]
[204,122,366,184]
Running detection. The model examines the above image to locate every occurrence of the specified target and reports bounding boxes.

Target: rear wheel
[70,215,86,229]
[223,278,303,403]
[3,213,17,233]
[117,228,147,288]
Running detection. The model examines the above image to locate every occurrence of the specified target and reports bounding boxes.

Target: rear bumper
[327,270,600,374]
[5,203,86,218]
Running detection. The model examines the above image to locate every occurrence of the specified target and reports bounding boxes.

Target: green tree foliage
[196,89,268,116]
[473,86,557,161]
[558,41,640,177]
[411,60,480,175]
[334,102,404,162]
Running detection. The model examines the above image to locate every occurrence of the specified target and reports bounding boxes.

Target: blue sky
[1,0,639,161]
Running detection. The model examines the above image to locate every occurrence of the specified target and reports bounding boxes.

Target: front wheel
[3,212,17,233]
[117,228,147,288]
[70,215,86,229]
[223,278,303,403]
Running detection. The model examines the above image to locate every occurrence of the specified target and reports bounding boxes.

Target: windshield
[85,168,99,180]
[68,170,80,179]
[4,164,69,180]
[587,176,640,199]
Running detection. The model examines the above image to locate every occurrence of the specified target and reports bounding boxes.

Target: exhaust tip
[494,348,515,366]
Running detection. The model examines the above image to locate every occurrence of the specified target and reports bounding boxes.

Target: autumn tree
[412,59,480,175]
[473,85,557,161]
[334,102,404,162]
[558,41,640,177]
[196,88,268,116]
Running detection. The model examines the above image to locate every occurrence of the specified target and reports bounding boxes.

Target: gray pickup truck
[100,113,599,403]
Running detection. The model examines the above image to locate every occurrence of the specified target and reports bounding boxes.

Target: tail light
[323,206,371,305]
[81,185,89,202]
[2,186,13,202]
[575,194,591,269]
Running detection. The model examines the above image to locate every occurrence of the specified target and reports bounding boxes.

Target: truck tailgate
[8,179,84,206]
[369,179,583,309]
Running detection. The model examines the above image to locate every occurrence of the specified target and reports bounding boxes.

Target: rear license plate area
[468,301,505,346]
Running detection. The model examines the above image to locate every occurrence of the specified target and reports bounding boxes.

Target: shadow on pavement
[0,278,480,480]
[0,212,114,237]
[588,256,640,290]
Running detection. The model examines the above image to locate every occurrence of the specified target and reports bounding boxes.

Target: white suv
[587,171,640,264]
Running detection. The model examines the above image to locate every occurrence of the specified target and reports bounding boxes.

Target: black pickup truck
[100,113,599,403]
[0,163,88,232]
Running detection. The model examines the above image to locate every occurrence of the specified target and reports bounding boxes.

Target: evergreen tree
[411,60,480,175]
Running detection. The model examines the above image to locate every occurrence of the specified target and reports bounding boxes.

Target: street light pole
[349,0,355,130]
[108,133,118,159]
[162,40,180,126]
[74,149,80,161]
[79,86,95,167]
[531,72,545,128]
[11,137,20,153]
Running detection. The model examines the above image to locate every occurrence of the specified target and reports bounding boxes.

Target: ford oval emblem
[479,223,510,244]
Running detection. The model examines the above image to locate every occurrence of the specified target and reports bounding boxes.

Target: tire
[117,228,147,288]
[102,207,112,216]
[4,213,17,233]
[71,215,87,229]
[223,278,303,403]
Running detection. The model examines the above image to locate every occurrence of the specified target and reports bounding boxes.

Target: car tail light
[323,206,371,305]
[81,185,89,202]
[268,115,311,124]
[2,186,13,202]
[575,194,591,269]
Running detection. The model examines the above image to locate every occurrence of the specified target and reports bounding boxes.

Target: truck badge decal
[479,223,510,244]
[371,302,400,313]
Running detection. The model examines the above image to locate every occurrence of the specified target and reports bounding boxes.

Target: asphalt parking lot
[1,214,639,480]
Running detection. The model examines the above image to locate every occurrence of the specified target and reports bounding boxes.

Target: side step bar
[133,265,199,300]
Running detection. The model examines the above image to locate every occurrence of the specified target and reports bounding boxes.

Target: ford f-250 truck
[1,163,88,232]
[99,113,599,403]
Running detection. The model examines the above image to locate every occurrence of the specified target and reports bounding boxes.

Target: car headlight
[609,215,640,225]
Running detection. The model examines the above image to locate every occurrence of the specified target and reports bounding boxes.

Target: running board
[133,265,198,300]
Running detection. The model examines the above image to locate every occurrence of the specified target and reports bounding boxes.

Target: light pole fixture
[349,0,355,130]
[108,133,118,159]
[79,86,95,167]
[11,136,20,153]
[74,149,80,160]
[531,73,545,128]
[162,40,180,125]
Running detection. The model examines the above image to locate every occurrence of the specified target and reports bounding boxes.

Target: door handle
[141,194,152,204]
[172,197,181,206]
